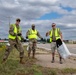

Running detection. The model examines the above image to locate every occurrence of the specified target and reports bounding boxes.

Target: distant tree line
[1,38,75,44]
[0,38,50,43]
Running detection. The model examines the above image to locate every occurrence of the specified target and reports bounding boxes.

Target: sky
[0,0,76,40]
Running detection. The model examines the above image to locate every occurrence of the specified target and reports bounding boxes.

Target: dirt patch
[35,53,76,69]
[16,73,25,75]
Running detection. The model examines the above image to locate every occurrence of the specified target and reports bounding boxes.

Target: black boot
[32,49,35,59]
[20,57,25,64]
[51,57,55,63]
[59,57,63,64]
[1,59,6,64]
[28,49,31,58]
[51,53,55,63]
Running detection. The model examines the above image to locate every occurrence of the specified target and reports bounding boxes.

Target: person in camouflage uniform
[2,18,25,64]
[26,24,43,58]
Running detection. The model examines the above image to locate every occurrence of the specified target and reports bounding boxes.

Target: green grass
[61,68,76,74]
[0,43,76,75]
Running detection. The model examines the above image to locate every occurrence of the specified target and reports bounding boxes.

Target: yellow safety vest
[8,24,21,40]
[28,29,37,39]
[50,28,60,42]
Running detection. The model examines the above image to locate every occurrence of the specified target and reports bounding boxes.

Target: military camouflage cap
[31,24,35,27]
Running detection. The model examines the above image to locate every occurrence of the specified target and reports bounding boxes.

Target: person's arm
[59,29,63,41]
[60,32,63,41]
[46,31,51,36]
[26,30,30,39]
[9,24,17,36]
[37,31,42,39]
[20,35,25,41]
[17,28,22,36]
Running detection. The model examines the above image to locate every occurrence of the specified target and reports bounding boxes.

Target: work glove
[23,39,26,42]
[17,33,22,36]
[26,36,28,39]
[41,38,44,41]
[21,38,26,42]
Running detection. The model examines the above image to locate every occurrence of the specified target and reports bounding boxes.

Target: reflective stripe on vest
[28,29,37,39]
[50,28,60,42]
[8,24,21,40]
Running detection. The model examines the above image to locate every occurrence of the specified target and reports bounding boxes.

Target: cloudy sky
[0,0,76,40]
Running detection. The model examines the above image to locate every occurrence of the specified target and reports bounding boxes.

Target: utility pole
[6,16,12,27]
[8,16,11,27]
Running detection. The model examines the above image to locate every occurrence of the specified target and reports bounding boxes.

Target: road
[23,43,76,54]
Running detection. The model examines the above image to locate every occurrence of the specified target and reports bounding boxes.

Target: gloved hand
[17,33,22,36]
[21,37,24,42]
[41,38,44,41]
[24,39,26,42]
[21,38,26,42]
[26,36,28,39]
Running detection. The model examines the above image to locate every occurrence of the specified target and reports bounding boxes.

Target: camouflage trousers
[3,39,24,60]
[28,39,37,58]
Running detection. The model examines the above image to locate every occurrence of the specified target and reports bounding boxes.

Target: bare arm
[37,31,42,38]
[59,29,63,41]
[46,31,51,36]
[26,30,30,37]
[60,32,63,40]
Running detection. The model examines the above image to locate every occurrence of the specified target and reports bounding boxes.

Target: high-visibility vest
[28,29,37,39]
[8,24,21,40]
[50,28,60,42]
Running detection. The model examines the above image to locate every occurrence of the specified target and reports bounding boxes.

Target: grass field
[0,43,76,75]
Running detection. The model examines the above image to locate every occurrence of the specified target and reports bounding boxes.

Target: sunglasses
[52,25,55,27]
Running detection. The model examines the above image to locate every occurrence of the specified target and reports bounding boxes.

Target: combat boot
[32,52,35,59]
[59,57,63,64]
[32,55,35,59]
[60,61,63,64]
[1,59,6,64]
[32,49,36,59]
[51,59,55,63]
[20,57,25,64]
[51,57,55,63]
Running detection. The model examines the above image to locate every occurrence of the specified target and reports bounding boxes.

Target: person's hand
[46,33,48,36]
[41,38,44,41]
[46,32,49,36]
[17,33,22,36]
[24,39,26,42]
[26,36,28,39]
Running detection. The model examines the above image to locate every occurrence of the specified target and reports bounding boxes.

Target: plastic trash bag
[57,42,71,59]
[6,43,10,46]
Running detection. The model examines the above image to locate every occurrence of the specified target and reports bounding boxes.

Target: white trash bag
[6,43,10,46]
[57,42,71,59]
